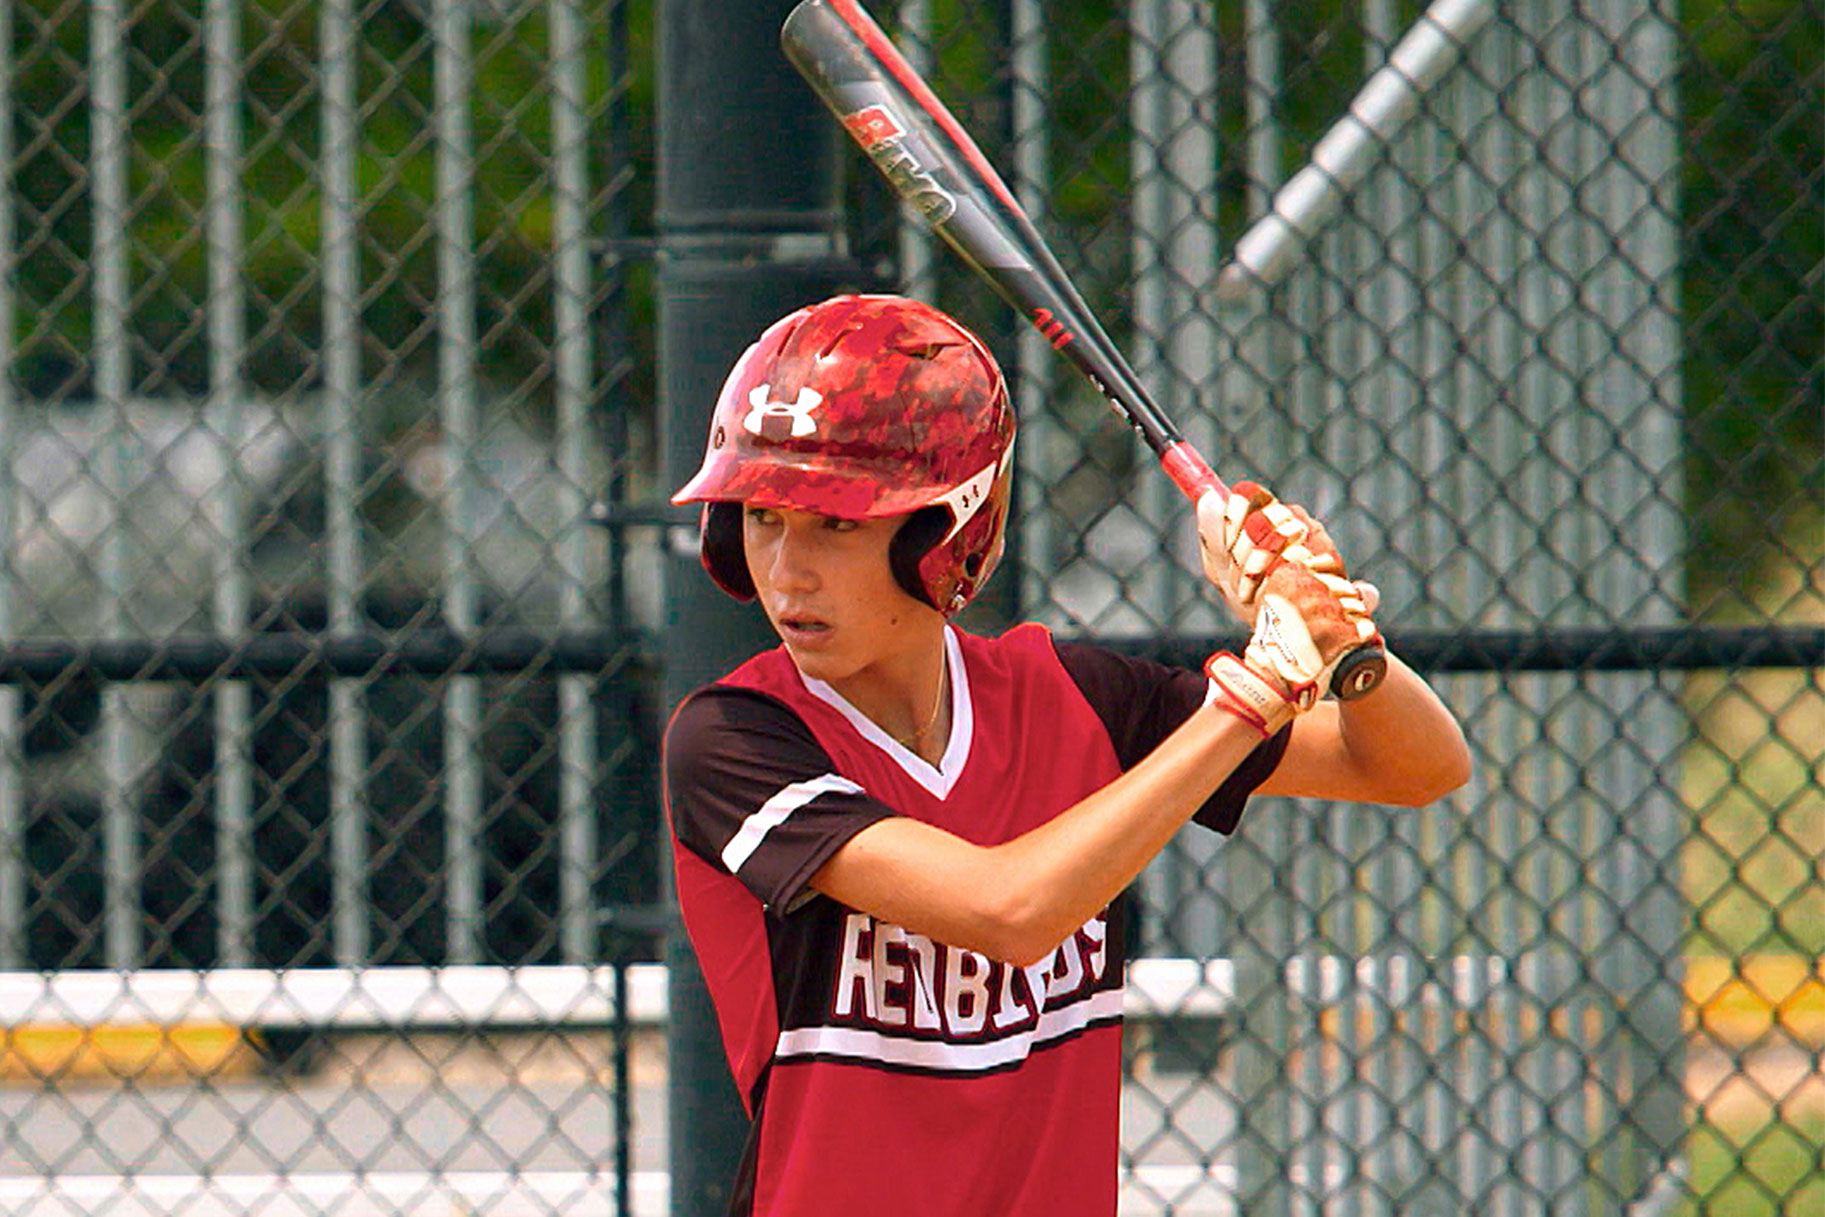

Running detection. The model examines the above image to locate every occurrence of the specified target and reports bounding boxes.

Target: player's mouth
[775,612,835,648]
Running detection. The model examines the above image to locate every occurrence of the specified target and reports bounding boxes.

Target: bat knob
[1330,645,1387,701]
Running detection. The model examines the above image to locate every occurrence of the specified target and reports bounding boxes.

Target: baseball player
[663,294,1469,1216]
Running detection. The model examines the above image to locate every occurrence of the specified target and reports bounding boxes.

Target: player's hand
[1278,502,1380,621]
[1203,550,1383,735]
[1195,481,1308,627]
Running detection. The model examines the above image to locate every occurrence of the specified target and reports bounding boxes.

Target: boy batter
[664,294,1468,1215]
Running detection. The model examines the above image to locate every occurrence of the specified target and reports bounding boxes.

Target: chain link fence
[0,1,1819,1215]
[3,1,663,1212]
[873,2,1819,1214]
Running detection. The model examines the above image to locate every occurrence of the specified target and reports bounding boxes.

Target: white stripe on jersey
[772,986,1123,1074]
[799,626,974,800]
[721,773,865,874]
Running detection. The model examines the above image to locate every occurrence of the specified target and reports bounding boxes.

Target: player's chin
[780,646,858,690]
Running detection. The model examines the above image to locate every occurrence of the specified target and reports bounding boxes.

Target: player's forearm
[1338,655,1469,802]
[1295,654,1468,805]
[961,699,1267,962]
[811,697,1265,966]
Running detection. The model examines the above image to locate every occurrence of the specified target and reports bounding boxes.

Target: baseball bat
[781,0,1388,700]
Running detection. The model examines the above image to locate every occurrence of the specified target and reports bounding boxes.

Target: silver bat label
[842,104,957,225]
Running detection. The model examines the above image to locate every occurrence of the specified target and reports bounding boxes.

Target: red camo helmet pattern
[672,294,1015,615]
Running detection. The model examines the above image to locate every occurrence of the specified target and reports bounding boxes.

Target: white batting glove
[1195,481,1308,627]
[1203,555,1383,736]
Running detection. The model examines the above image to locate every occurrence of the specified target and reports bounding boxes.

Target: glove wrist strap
[1203,652,1297,738]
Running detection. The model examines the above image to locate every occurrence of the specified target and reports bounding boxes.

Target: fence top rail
[0,625,1813,686]
[0,631,649,682]
[1102,624,1825,673]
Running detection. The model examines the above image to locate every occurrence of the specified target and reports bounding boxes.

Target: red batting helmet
[672,294,1016,616]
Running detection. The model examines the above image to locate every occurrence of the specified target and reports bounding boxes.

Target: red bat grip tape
[1159,441,1227,503]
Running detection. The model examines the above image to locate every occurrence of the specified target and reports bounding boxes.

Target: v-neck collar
[797,626,973,800]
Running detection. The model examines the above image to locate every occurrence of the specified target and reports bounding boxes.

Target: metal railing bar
[1233,15,1300,1203]
[597,0,635,643]
[205,0,254,969]
[551,0,600,968]
[435,0,484,967]
[0,1,19,969]
[894,0,937,300]
[0,630,646,683]
[92,0,139,971]
[1357,5,1415,1205]
[0,625,1806,688]
[1100,624,1825,673]
[321,0,370,968]
[1009,0,1057,628]
[1129,0,1218,630]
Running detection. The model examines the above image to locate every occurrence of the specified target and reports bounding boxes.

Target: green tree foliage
[8,0,651,424]
[1678,0,1822,616]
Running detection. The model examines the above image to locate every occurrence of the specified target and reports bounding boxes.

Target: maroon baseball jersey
[664,623,1287,1216]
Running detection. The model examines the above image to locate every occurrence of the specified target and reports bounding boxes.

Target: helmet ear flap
[703,502,958,611]
[889,507,951,610]
[699,502,756,600]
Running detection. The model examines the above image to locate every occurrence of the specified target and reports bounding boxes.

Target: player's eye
[744,505,780,526]
[824,516,860,533]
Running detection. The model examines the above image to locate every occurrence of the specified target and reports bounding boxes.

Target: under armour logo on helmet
[745,385,823,439]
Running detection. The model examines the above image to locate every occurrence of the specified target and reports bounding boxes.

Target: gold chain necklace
[891,666,948,750]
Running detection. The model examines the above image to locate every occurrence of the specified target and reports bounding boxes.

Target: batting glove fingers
[1269,502,1380,621]
[1195,481,1308,626]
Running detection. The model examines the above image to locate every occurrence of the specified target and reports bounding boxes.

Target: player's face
[743,504,940,687]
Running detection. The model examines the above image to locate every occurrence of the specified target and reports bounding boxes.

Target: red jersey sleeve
[1052,640,1289,834]
[664,685,899,914]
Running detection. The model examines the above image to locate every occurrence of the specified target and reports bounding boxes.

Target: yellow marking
[0,1024,264,1083]
[1305,955,1824,1048]
[1685,954,1825,1046]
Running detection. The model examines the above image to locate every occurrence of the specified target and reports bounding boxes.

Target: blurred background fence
[0,0,1817,1215]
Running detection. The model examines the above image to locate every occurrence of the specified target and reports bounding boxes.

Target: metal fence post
[657,1,854,1211]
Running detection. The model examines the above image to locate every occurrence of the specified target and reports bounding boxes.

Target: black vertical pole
[657,3,849,1214]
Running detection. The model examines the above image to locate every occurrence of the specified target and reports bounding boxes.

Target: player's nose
[763,522,822,594]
